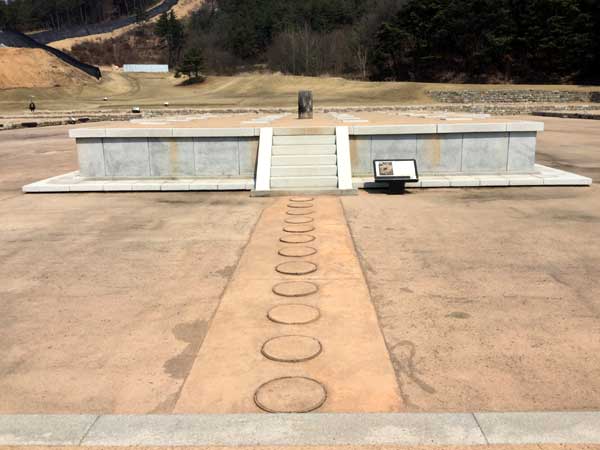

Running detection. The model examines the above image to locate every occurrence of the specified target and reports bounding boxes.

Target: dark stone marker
[298,91,313,119]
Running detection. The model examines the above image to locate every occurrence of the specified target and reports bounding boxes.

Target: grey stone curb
[1,412,600,446]
[21,164,592,194]
[475,412,600,444]
[0,415,97,446]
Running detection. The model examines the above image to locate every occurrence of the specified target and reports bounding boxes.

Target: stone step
[272,135,336,146]
[270,176,339,188]
[272,144,337,155]
[271,154,337,166]
[271,165,338,177]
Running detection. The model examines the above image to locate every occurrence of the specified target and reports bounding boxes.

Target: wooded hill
[0,0,159,31]
[187,0,599,83]
[3,0,599,84]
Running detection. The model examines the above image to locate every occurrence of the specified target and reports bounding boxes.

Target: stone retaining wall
[350,127,540,176]
[70,122,543,180]
[427,90,600,104]
[76,135,259,178]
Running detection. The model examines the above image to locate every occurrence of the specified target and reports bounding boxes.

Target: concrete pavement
[1,412,600,446]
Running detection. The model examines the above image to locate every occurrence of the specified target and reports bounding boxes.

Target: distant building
[123,64,169,73]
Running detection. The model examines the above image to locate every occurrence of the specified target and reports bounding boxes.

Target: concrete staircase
[270,132,338,190]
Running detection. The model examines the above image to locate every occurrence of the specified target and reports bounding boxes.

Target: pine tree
[177,47,205,78]
[155,11,185,68]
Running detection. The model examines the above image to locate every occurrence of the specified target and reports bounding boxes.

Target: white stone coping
[353,165,592,189]
[69,122,544,139]
[22,172,255,193]
[351,124,437,135]
[1,412,600,446]
[351,121,544,135]
[69,128,260,138]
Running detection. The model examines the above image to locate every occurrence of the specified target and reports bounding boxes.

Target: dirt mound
[171,0,205,17]
[0,48,94,89]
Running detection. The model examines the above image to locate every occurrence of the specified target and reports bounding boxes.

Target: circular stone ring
[254,376,327,413]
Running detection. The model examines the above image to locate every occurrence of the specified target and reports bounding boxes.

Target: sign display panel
[373,159,419,181]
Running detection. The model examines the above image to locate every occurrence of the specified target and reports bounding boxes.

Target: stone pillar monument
[298,91,313,119]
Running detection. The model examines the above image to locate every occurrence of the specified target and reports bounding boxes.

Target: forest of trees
[3,0,599,84]
[371,0,600,83]
[0,0,157,31]
[186,0,600,83]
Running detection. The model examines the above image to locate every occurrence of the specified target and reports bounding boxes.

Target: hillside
[3,0,599,83]
[50,0,205,51]
[171,0,205,17]
[0,48,95,89]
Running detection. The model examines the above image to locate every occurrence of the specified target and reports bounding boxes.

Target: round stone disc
[289,197,314,203]
[283,225,315,233]
[286,210,314,216]
[267,304,321,324]
[276,261,318,275]
[278,246,317,257]
[261,335,323,362]
[272,281,319,297]
[280,234,316,244]
[284,216,314,224]
[288,203,314,209]
[254,376,327,413]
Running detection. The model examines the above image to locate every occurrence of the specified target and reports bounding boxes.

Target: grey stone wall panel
[508,132,537,173]
[238,138,259,176]
[77,138,105,177]
[149,138,195,177]
[349,137,373,176]
[194,138,240,177]
[416,134,462,173]
[103,138,150,177]
[462,133,510,173]
[371,135,417,160]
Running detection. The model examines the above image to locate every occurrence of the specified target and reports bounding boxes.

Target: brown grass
[0,70,434,111]
[0,48,95,90]
[1,69,599,113]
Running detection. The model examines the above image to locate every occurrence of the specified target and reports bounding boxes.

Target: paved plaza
[0,115,599,444]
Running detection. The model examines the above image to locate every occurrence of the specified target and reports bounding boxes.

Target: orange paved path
[174,197,402,413]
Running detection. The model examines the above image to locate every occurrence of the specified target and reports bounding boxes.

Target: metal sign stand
[388,180,407,195]
[373,159,419,195]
